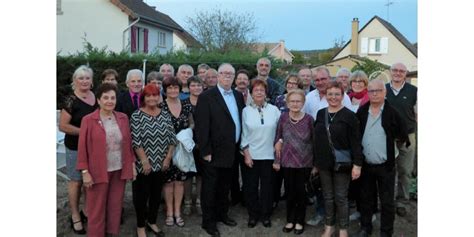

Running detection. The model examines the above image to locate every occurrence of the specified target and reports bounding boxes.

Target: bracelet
[141,159,149,164]
[278,138,283,144]
[81,170,88,174]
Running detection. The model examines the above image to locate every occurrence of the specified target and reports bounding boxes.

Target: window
[158,32,166,47]
[367,37,388,54]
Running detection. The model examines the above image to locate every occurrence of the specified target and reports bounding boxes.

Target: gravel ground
[57,175,417,237]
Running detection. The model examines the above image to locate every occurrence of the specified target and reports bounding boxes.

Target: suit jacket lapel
[211,87,233,120]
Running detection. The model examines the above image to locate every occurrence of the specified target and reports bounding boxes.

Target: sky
[145,0,417,51]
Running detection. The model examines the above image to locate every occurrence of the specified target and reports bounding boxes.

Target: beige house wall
[57,0,129,55]
[320,58,358,77]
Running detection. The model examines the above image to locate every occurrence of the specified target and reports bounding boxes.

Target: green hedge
[57,47,285,109]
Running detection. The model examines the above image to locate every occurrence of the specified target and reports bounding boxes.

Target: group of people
[58,57,417,237]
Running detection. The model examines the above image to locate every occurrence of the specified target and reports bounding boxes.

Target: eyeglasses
[287,81,298,86]
[288,100,303,104]
[368,89,384,94]
[391,69,406,74]
[326,93,342,97]
[219,71,235,77]
[351,80,365,84]
[314,77,328,82]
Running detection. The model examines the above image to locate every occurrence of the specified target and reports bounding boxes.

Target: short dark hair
[101,69,119,81]
[236,69,250,78]
[250,78,268,94]
[95,83,118,99]
[162,76,182,92]
[187,76,203,87]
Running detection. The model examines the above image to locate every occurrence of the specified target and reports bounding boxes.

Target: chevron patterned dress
[130,109,177,173]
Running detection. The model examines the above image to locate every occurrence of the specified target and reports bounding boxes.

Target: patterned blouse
[101,115,123,172]
[130,109,177,173]
[275,94,289,113]
[274,112,314,168]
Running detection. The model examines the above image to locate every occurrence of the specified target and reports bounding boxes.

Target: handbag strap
[324,108,336,152]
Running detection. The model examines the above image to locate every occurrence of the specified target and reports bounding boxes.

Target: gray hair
[147,71,163,83]
[368,78,386,91]
[390,62,408,72]
[312,66,330,77]
[178,64,194,75]
[257,57,272,68]
[206,68,218,76]
[218,63,235,73]
[336,68,351,78]
[71,65,93,90]
[159,63,175,75]
[197,63,210,71]
[126,69,143,84]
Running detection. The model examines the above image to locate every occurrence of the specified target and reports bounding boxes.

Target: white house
[57,0,199,55]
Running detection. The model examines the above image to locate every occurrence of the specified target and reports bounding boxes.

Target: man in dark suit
[116,69,143,118]
[195,63,245,237]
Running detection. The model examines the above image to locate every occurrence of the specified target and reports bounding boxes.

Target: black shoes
[146,223,165,237]
[203,227,220,237]
[294,226,304,235]
[80,210,88,223]
[282,223,294,233]
[248,219,258,228]
[262,219,272,228]
[70,217,86,235]
[219,217,237,227]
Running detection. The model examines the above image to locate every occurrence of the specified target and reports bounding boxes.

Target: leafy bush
[57,45,284,109]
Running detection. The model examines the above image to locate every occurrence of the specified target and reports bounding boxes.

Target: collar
[369,103,385,116]
[217,84,233,96]
[129,90,140,98]
[89,109,124,120]
[250,101,267,109]
[390,80,405,92]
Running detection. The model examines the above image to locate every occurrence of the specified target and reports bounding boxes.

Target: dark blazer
[195,86,245,168]
[116,90,137,119]
[356,100,410,171]
[77,110,135,184]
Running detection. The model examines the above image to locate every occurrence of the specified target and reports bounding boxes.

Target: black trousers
[319,169,351,228]
[273,169,284,202]
[200,160,233,230]
[241,159,274,221]
[360,163,396,236]
[132,171,164,227]
[282,167,311,225]
[230,152,244,203]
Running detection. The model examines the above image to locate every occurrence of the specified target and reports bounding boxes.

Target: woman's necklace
[328,110,339,122]
[289,111,304,123]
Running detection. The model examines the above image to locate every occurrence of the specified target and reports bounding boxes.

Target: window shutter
[380,37,388,54]
[360,37,368,54]
[144,28,149,53]
[131,26,137,53]
[369,39,376,54]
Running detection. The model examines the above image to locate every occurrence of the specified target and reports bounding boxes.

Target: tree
[291,51,305,65]
[186,8,260,53]
[351,57,389,77]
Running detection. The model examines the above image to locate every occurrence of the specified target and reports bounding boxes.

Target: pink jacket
[77,109,135,183]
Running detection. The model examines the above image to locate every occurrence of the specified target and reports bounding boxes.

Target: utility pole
[385,0,394,21]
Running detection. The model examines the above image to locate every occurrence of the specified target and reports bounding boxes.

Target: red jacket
[77,109,135,183]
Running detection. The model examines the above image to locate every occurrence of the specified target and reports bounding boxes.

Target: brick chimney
[351,18,359,55]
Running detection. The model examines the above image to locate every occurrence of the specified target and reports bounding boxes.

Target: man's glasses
[368,89,384,94]
[314,77,328,83]
[219,71,235,77]
[391,69,406,74]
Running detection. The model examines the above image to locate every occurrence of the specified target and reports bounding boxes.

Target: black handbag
[324,108,352,172]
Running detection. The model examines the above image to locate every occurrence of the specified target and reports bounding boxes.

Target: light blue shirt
[217,84,241,143]
[362,105,387,164]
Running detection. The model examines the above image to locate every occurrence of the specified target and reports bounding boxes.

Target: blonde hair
[71,65,93,90]
[349,70,369,87]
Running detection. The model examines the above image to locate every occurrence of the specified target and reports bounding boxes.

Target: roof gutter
[122,17,140,51]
